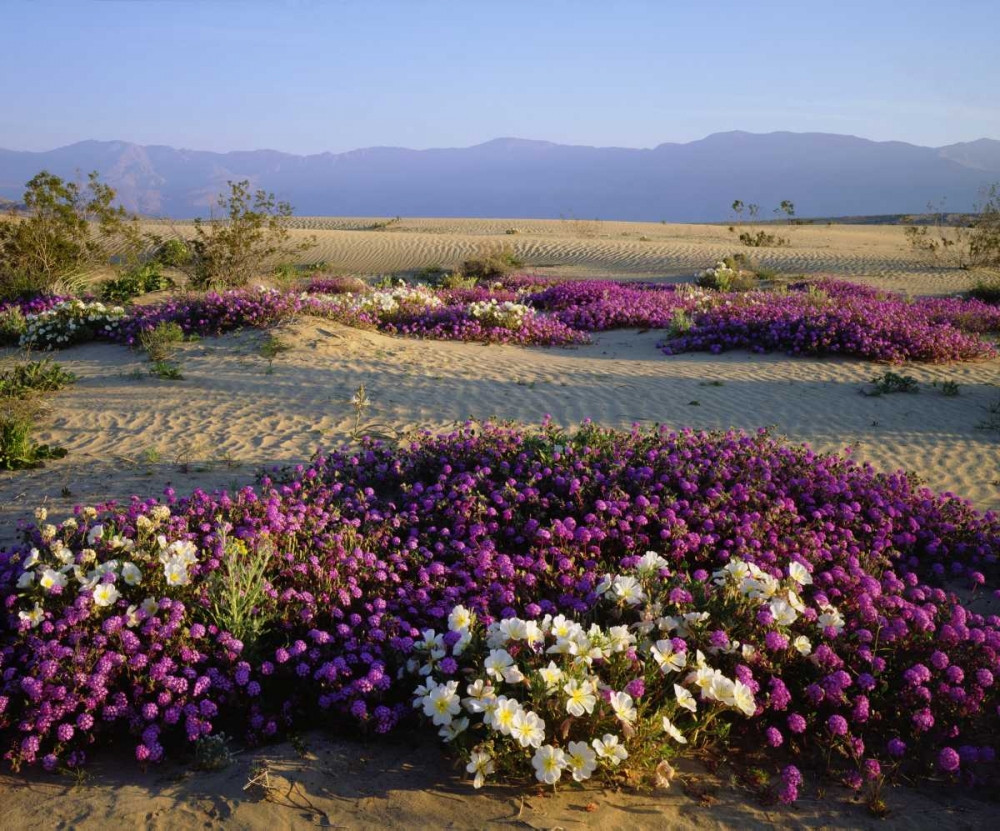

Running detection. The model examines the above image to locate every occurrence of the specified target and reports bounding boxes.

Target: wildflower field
[1,270,999,814]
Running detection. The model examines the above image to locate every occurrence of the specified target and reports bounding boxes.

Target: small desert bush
[697,256,760,291]
[0,359,76,398]
[439,272,480,290]
[865,371,920,396]
[0,307,26,346]
[968,275,1000,305]
[139,321,185,362]
[459,247,524,281]
[100,263,171,304]
[0,405,66,470]
[152,238,191,268]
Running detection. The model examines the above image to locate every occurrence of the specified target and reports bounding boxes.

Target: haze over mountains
[1,131,998,222]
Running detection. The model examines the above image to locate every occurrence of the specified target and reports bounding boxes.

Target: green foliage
[939,380,961,397]
[0,407,67,470]
[439,272,479,290]
[729,199,791,248]
[139,321,185,362]
[0,359,76,398]
[458,246,524,281]
[149,360,183,380]
[204,533,276,654]
[151,237,190,268]
[865,371,920,396]
[100,262,171,303]
[738,230,788,248]
[185,180,317,290]
[259,334,291,373]
[0,170,143,300]
[668,308,693,336]
[968,275,1000,304]
[0,307,26,346]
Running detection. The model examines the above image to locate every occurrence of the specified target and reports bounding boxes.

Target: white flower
[39,568,68,591]
[439,716,469,742]
[769,598,798,627]
[636,551,667,575]
[92,583,120,608]
[651,639,687,673]
[537,661,564,690]
[674,684,697,713]
[163,540,197,566]
[706,672,736,705]
[818,604,845,633]
[792,635,812,656]
[510,709,546,748]
[609,691,637,724]
[787,588,806,613]
[86,525,105,545]
[610,575,646,606]
[19,603,45,628]
[563,679,597,717]
[23,549,40,569]
[121,562,143,586]
[486,696,520,735]
[606,625,634,653]
[462,679,496,713]
[731,680,757,716]
[788,561,813,586]
[141,597,159,615]
[532,745,567,785]
[163,560,190,587]
[17,570,35,589]
[566,740,598,782]
[592,734,628,766]
[483,649,514,681]
[662,716,688,744]
[466,749,494,789]
[448,605,474,632]
[423,680,461,726]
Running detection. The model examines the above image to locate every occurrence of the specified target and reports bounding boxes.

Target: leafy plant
[864,371,920,396]
[968,275,1000,304]
[458,245,524,281]
[183,180,317,290]
[139,321,185,362]
[0,307,26,346]
[939,380,961,397]
[100,262,171,304]
[259,333,291,373]
[149,360,183,380]
[205,532,276,654]
[0,406,67,469]
[0,359,76,398]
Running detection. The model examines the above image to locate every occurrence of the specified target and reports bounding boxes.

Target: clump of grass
[864,371,920,396]
[260,334,292,373]
[0,359,76,398]
[100,263,171,304]
[938,380,961,397]
[139,321,185,363]
[968,275,1000,305]
[668,309,693,336]
[205,532,276,654]
[458,245,523,281]
[438,272,479,290]
[149,360,183,380]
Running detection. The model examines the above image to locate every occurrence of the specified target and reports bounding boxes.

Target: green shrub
[0,407,66,470]
[153,238,190,268]
[0,307,26,346]
[864,371,920,396]
[0,359,76,398]
[139,321,185,363]
[149,360,183,380]
[459,246,524,281]
[100,263,171,304]
[439,272,479,290]
[968,275,1000,304]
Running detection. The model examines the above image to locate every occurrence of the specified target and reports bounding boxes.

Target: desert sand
[0,220,997,828]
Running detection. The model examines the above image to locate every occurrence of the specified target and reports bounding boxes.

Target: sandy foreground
[0,220,998,828]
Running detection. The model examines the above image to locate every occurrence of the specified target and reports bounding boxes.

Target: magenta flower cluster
[1,420,997,789]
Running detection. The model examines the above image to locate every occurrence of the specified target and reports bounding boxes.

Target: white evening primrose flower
[651,639,687,673]
[674,684,697,713]
[792,635,812,656]
[86,525,105,545]
[611,575,646,606]
[609,691,637,724]
[502,663,527,685]
[566,740,598,782]
[636,551,668,575]
[163,560,190,587]
[732,680,757,716]
[141,596,159,615]
[121,562,143,586]
[92,583,120,608]
[23,549,40,569]
[537,661,564,690]
[483,649,514,681]
[439,716,469,742]
[486,696,520,735]
[592,734,628,766]
[448,605,474,632]
[594,574,613,596]
[563,679,597,717]
[39,567,68,591]
[17,570,35,589]
[466,749,494,789]
[788,561,813,586]
[818,604,845,633]
[549,614,576,640]
[741,643,757,660]
[423,680,461,726]
[706,673,736,705]
[532,745,567,785]
[662,716,688,744]
[164,540,197,566]
[19,603,45,628]
[510,709,546,748]
[787,588,806,613]
[462,679,496,713]
[607,625,634,653]
[769,597,798,627]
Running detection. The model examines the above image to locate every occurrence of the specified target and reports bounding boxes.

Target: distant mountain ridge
[1,131,998,221]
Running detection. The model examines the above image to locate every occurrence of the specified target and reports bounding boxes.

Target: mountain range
[1,132,998,222]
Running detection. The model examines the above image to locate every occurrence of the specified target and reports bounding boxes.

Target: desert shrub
[148,360,183,380]
[865,371,919,396]
[0,359,76,398]
[139,321,185,362]
[459,246,524,281]
[20,299,126,350]
[152,238,191,268]
[0,170,143,300]
[0,406,66,470]
[100,263,171,304]
[0,307,26,346]
[439,272,480,290]
[697,257,760,291]
[729,200,791,248]
[184,180,317,290]
[967,276,1000,305]
[738,230,787,248]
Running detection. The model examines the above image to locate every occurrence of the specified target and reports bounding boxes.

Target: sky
[2,0,998,154]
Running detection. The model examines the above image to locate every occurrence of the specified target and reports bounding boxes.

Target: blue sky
[3,0,998,153]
